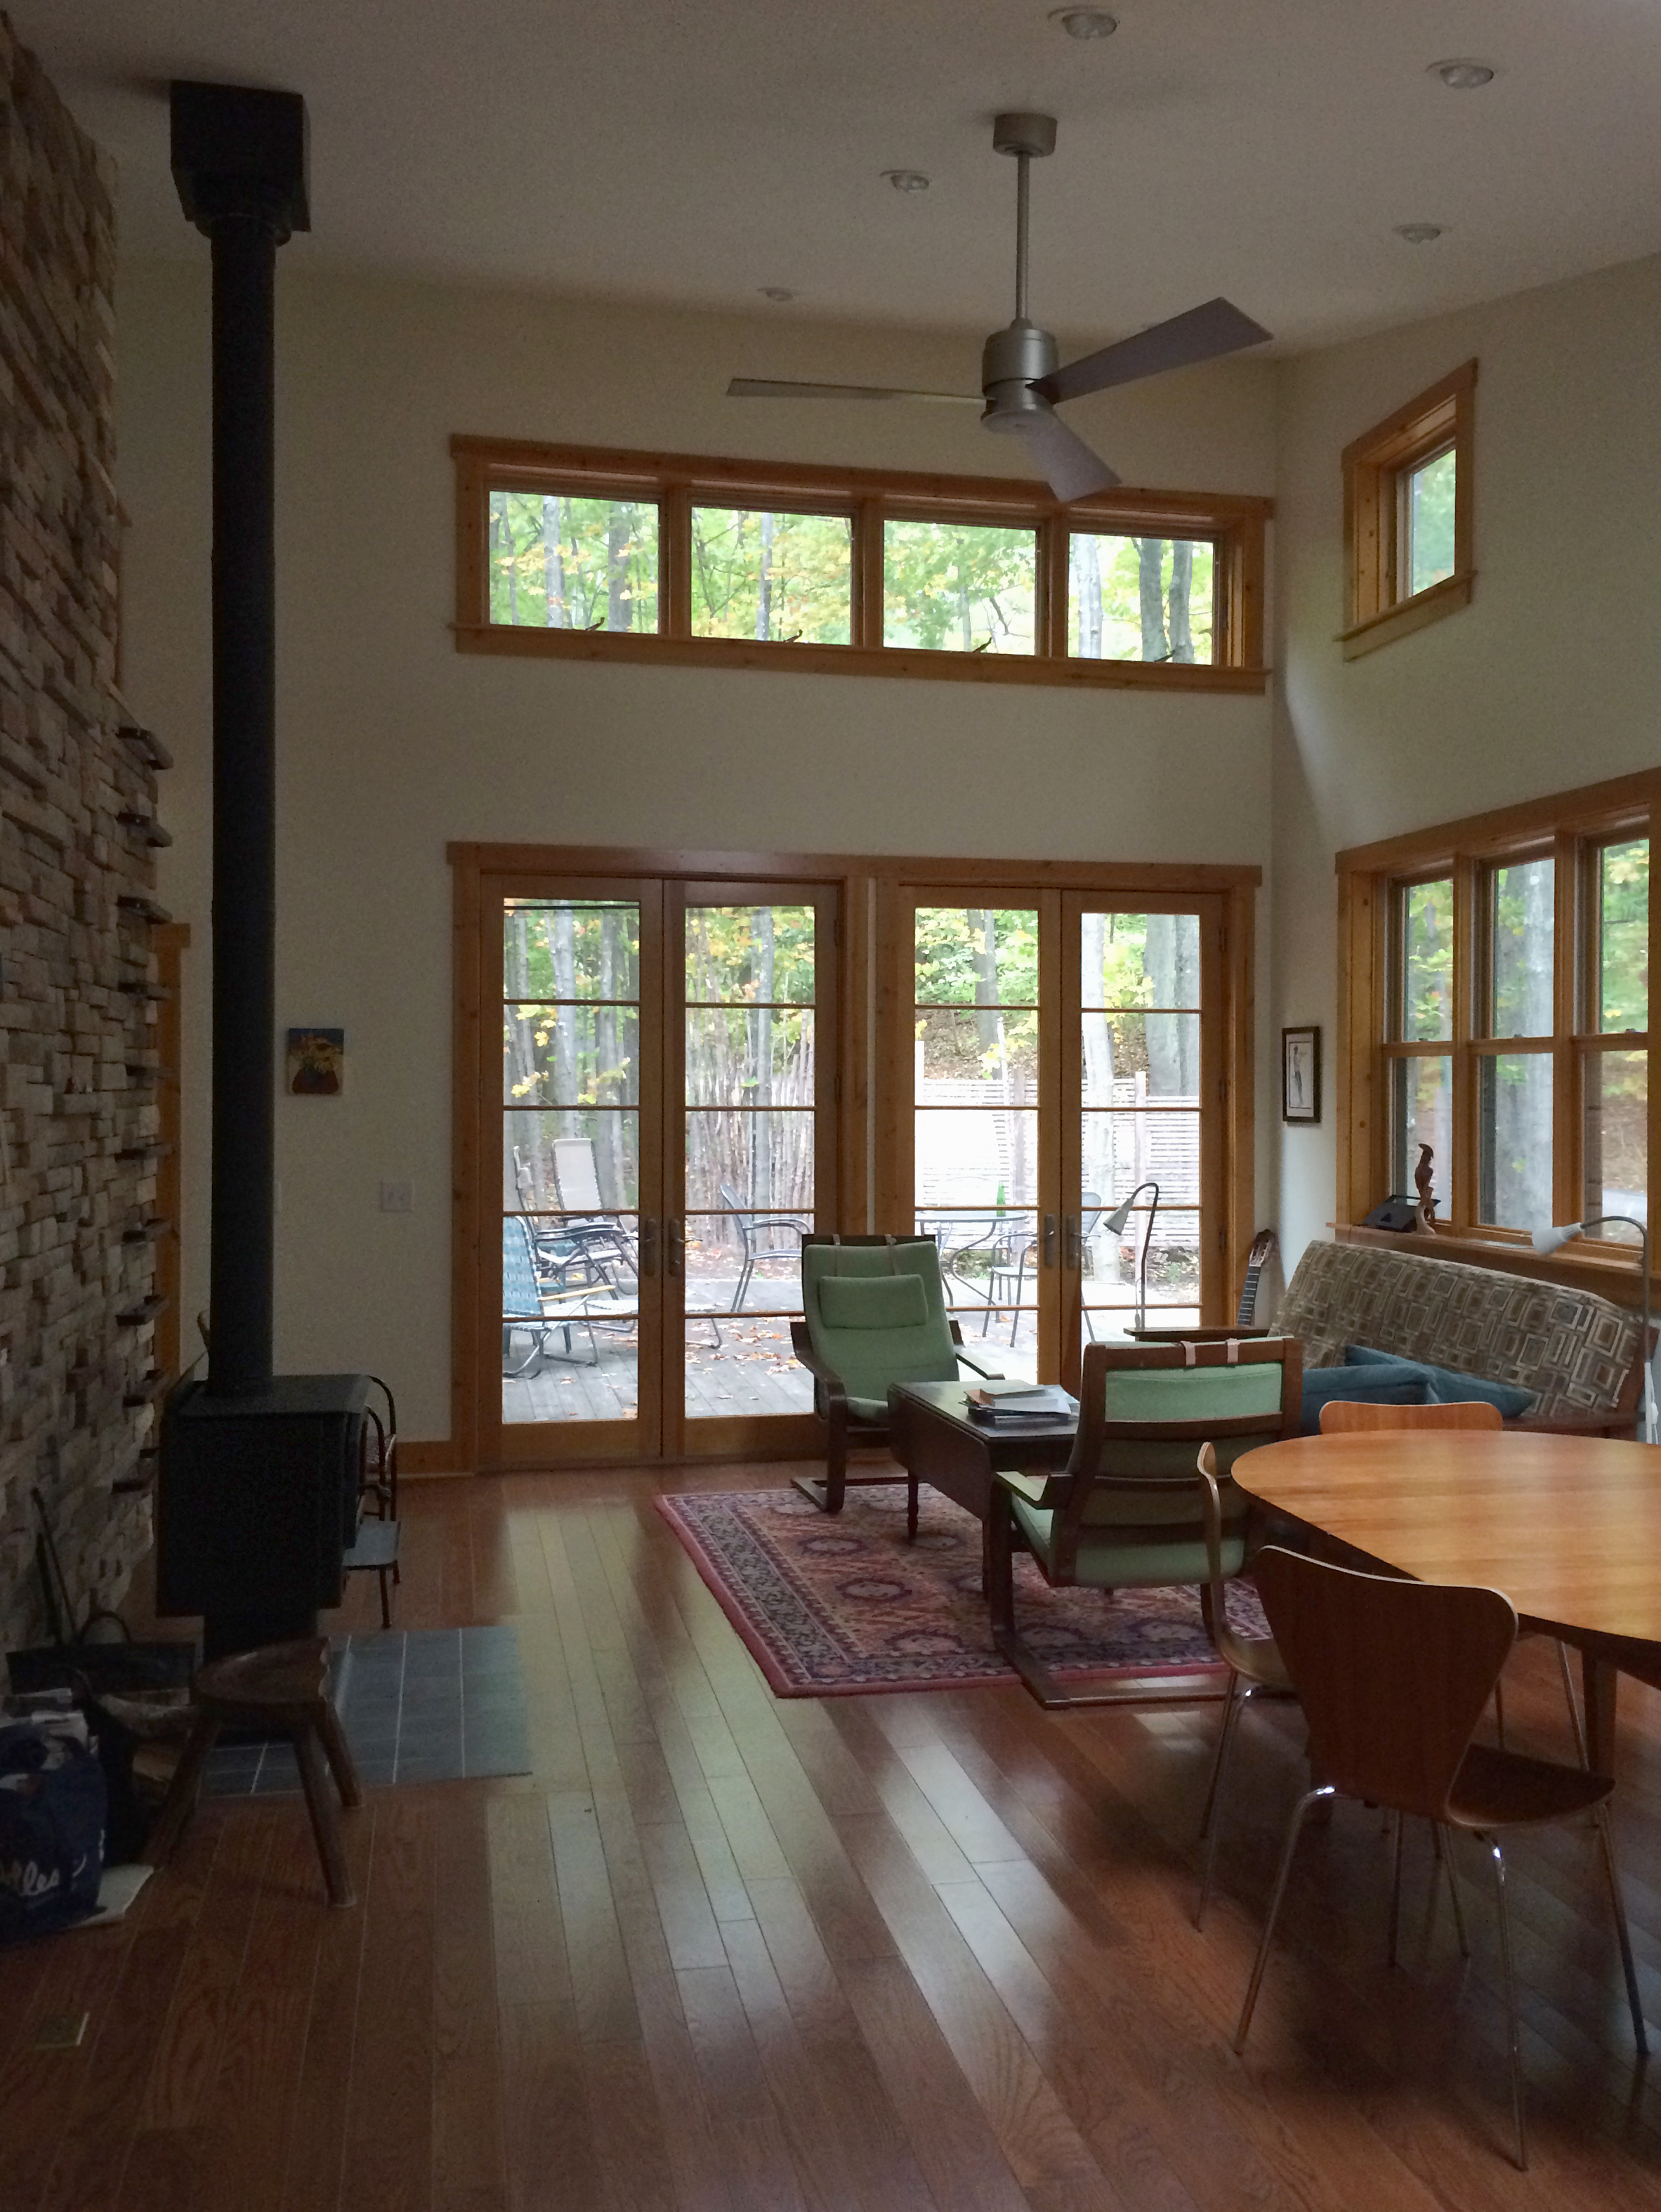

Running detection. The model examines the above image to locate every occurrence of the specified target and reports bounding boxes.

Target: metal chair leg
[1388,1809,1405,1967]
[1556,1639,1589,1766]
[1592,1804,1649,2057]
[1432,1823,1470,1959]
[1234,1784,1335,2054]
[1195,1670,1245,1930]
[1487,1838,1528,2171]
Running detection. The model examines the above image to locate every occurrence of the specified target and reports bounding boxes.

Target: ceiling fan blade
[1037,298,1272,405]
[1016,411,1121,502]
[728,377,980,405]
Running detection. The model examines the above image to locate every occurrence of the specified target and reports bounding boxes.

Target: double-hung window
[1341,776,1655,1269]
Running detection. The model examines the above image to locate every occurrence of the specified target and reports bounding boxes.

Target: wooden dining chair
[1235,1546,1647,2170]
[1316,1395,1587,1759]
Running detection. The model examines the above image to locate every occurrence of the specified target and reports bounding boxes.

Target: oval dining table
[1232,1429,1661,1776]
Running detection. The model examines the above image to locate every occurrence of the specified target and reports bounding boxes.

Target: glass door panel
[1071,902,1214,1353]
[911,903,1049,1379]
[676,892,832,1447]
[497,888,661,1461]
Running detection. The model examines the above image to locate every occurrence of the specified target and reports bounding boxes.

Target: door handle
[667,1217,685,1278]
[1065,1214,1081,1269]
[1042,1213,1057,1267]
[638,1216,657,1276]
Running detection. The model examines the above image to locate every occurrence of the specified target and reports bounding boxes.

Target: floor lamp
[1103,1181,1160,1333]
[1532,1215,1655,1443]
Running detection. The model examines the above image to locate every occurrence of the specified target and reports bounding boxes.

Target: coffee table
[1233,1429,1661,1774]
[888,1382,1077,1559]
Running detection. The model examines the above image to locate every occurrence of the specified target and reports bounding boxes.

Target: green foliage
[1600,839,1648,1031]
[1069,537,1214,663]
[690,509,851,643]
[1406,448,1456,597]
[489,492,658,630]
[883,523,1035,654]
[1403,879,1453,1041]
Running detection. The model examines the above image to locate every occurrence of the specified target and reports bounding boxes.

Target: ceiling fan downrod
[982,112,1060,433]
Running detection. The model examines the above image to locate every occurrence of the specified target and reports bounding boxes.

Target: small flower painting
[287,1028,343,1096]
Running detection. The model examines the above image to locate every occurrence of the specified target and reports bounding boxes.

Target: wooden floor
[7,1464,1661,2211]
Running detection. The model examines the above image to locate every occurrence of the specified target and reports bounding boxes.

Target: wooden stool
[145,1637,362,1907]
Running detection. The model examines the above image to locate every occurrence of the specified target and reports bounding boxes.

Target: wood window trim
[1334,767,1660,1307]
[451,436,1270,694]
[433,840,1260,1476]
[1340,360,1475,661]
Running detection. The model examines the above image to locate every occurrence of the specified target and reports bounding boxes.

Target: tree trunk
[595,910,621,1209]
[756,510,774,641]
[547,909,580,1153]
[1074,532,1102,658]
[1080,911,1115,1199]
[505,915,547,1208]
[958,566,974,653]
[1167,539,1194,663]
[607,508,631,632]
[1136,538,1167,661]
[1145,913,1199,1096]
[751,908,775,1208]
[506,496,520,624]
[542,494,565,629]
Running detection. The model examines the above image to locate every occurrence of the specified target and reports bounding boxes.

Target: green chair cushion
[819,1273,928,1330]
[1010,1493,1247,1589]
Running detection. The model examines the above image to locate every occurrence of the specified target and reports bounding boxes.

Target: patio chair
[1235,1545,1647,2169]
[718,1181,810,1311]
[985,1335,1302,1708]
[501,1215,612,1371]
[984,1216,1037,1344]
[548,1135,638,1281]
[792,1234,1003,1531]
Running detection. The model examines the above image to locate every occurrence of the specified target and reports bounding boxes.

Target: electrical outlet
[379,1180,412,1214]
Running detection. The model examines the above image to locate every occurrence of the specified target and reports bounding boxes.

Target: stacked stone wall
[0,15,161,1644]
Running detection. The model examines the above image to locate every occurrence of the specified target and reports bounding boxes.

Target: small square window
[690,507,852,643]
[1068,534,1214,664]
[882,520,1036,655]
[489,491,658,631]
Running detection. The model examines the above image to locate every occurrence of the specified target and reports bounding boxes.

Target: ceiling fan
[728,112,1271,504]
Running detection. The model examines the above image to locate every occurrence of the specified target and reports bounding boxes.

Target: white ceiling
[14,0,1661,353]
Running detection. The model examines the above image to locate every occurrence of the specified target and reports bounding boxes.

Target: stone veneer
[0,15,164,1644]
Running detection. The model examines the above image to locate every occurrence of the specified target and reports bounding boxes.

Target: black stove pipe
[171,84,310,1396]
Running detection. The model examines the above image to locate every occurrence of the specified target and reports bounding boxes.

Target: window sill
[1339,572,1473,662]
[454,623,1270,694]
[1334,1220,1655,1300]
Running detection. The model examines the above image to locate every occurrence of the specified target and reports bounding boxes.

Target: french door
[884,885,1225,1387]
[491,874,836,1465]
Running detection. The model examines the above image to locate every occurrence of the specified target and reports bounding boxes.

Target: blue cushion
[1344,1344,1536,1420]
[1301,1363,1431,1435]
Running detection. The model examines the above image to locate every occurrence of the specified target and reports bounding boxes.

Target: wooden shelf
[118,895,173,925]
[117,811,173,847]
[118,723,173,772]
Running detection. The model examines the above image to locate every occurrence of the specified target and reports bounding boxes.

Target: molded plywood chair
[987,1336,1301,1709]
[792,1234,1000,1530]
[1235,1545,1648,2169]
[1318,1397,1503,1435]
[1316,1394,1586,1756]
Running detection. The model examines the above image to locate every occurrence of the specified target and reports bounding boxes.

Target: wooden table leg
[294,1726,355,1909]
[143,1711,221,1866]
[1582,1651,1618,1777]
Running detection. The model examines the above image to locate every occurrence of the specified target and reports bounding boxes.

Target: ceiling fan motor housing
[980,318,1060,430]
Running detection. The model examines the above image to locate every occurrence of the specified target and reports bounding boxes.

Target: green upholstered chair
[987,1335,1302,1708]
[792,1234,999,1528]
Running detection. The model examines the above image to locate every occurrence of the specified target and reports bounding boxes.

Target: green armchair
[792,1233,1000,1530]
[987,1334,1302,1708]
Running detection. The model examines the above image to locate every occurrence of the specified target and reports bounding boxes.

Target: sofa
[1273,1238,1650,1435]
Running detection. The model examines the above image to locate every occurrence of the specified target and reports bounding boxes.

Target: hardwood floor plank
[275,1806,375,2212]
[337,1791,437,2212]
[676,1961,813,2212]
[434,1793,507,2206]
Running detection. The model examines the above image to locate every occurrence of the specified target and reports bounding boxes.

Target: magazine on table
[965,1382,1077,1425]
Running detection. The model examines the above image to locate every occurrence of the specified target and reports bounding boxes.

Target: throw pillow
[818,1272,928,1330]
[1301,1363,1431,1435]
[1344,1344,1536,1420]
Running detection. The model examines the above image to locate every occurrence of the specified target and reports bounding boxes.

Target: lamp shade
[1532,1222,1583,1255]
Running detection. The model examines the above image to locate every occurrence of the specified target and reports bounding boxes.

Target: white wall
[1272,249,1661,1268]
[115,265,1277,1439]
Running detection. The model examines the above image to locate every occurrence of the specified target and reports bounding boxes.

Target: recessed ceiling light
[1430,59,1495,89]
[1394,223,1446,245]
[882,169,931,193]
[759,286,795,302]
[1051,8,1117,39]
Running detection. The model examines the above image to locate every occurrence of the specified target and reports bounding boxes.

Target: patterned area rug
[657,1482,1266,1698]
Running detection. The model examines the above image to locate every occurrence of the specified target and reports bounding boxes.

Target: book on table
[965,1382,1077,1424]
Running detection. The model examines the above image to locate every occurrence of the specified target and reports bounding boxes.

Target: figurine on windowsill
[1414,1143,1438,1233]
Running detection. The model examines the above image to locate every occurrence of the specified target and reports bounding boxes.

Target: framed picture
[287,1027,343,1096]
[1282,1026,1320,1123]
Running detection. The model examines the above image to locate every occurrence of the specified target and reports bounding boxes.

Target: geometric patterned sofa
[1275,1238,1649,1433]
